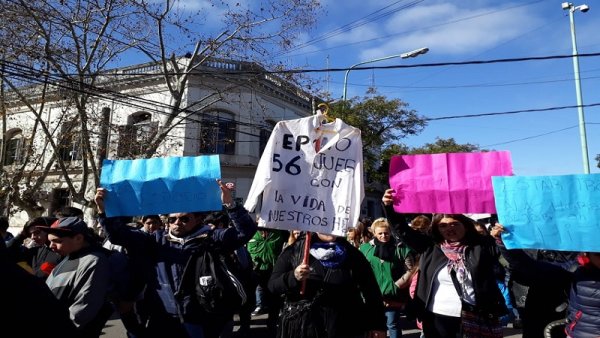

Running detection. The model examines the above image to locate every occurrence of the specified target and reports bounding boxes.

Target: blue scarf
[309,241,347,268]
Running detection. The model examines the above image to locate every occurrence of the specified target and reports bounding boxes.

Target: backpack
[186,237,247,315]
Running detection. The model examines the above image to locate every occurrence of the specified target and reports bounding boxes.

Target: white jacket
[244,113,364,236]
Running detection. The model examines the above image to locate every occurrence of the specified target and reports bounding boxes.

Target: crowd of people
[2,184,600,338]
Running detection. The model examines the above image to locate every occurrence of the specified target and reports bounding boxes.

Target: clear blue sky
[273,0,600,176]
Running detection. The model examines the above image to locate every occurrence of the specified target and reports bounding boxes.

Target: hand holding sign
[389,151,513,213]
[100,155,222,216]
[218,180,235,206]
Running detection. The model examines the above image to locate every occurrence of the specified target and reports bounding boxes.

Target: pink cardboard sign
[389,151,513,213]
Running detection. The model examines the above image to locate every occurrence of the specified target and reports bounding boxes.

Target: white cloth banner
[244,112,364,236]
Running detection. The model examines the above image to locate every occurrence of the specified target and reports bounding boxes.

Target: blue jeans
[255,284,263,308]
[385,309,403,338]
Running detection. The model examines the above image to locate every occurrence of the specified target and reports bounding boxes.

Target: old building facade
[2,57,382,231]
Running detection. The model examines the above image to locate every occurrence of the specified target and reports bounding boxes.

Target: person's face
[28,228,48,246]
[143,218,163,233]
[346,228,356,240]
[47,233,84,257]
[437,217,466,242]
[373,226,391,243]
[167,213,200,237]
[292,230,301,239]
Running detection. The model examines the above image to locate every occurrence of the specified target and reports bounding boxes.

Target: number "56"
[272,154,301,176]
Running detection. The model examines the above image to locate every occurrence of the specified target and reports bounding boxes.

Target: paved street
[101,311,523,337]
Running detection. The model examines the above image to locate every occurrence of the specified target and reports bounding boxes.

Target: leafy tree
[327,89,427,188]
[377,138,484,183]
[0,0,320,217]
[406,137,481,154]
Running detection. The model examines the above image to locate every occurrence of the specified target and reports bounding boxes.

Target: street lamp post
[342,47,429,101]
[562,2,590,173]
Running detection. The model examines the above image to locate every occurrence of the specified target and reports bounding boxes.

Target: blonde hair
[370,217,390,232]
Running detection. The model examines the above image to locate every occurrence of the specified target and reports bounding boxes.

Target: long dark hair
[430,213,478,243]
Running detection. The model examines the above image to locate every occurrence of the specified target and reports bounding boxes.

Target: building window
[3,129,25,166]
[117,112,158,158]
[259,119,276,156]
[57,119,83,162]
[198,111,236,155]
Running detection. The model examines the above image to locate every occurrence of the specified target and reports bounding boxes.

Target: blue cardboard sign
[100,155,222,217]
[492,174,600,252]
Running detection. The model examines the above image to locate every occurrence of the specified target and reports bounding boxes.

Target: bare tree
[0,0,320,217]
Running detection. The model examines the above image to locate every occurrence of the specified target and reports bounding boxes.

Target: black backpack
[186,237,247,315]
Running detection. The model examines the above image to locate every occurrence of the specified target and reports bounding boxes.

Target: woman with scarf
[268,231,387,338]
[382,189,507,338]
[360,218,416,338]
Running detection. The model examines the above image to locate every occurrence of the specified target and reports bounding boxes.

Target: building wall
[2,59,313,227]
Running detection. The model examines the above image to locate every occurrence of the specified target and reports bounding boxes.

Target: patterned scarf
[310,241,347,268]
[440,240,468,296]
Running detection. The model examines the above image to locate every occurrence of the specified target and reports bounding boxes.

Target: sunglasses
[167,215,191,224]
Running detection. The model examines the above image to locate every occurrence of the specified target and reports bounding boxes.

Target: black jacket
[268,234,387,337]
[566,265,600,338]
[384,204,508,320]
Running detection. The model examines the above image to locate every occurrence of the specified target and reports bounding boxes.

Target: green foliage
[405,137,482,154]
[326,91,427,187]
[323,92,483,187]
[377,138,484,184]
[330,93,426,150]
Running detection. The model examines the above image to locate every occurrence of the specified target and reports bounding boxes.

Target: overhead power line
[426,102,600,121]
[31,52,597,76]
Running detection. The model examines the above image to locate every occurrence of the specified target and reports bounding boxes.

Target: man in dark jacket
[0,239,77,337]
[95,180,257,338]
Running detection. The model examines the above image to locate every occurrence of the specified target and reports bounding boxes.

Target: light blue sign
[492,174,600,252]
[100,155,222,217]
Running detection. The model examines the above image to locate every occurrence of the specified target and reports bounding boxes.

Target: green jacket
[247,229,288,271]
[359,240,413,299]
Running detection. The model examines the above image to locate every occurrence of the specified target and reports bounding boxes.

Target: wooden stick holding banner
[299,231,311,296]
[300,131,325,296]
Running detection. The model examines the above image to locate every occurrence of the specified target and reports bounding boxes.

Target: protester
[95,180,257,338]
[0,239,77,337]
[5,216,61,280]
[247,227,288,334]
[205,211,256,338]
[53,206,85,218]
[283,230,302,250]
[268,231,387,338]
[409,215,432,235]
[140,215,164,233]
[491,224,594,338]
[360,217,416,338]
[346,226,361,248]
[382,188,507,338]
[39,217,114,337]
[476,223,514,321]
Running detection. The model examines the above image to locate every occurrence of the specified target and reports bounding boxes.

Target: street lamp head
[562,2,590,12]
[577,4,590,12]
[400,47,429,59]
[562,2,573,10]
